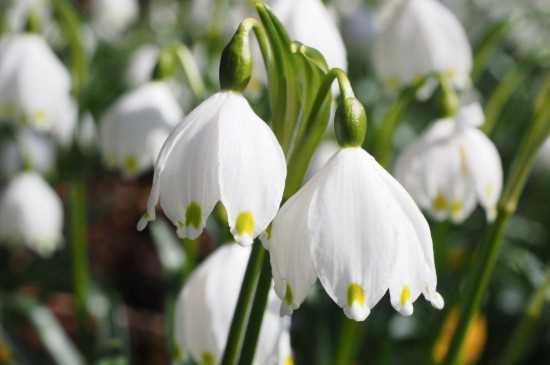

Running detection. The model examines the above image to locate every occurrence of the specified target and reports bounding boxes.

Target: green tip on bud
[438,74,459,118]
[219,22,253,92]
[24,8,42,34]
[335,97,367,147]
[152,48,176,81]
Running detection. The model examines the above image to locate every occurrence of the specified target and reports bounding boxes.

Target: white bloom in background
[99,81,182,178]
[268,147,443,321]
[395,112,502,223]
[137,91,286,246]
[0,172,63,256]
[0,129,55,179]
[270,0,347,70]
[304,140,339,181]
[5,0,51,33]
[126,45,160,87]
[175,243,293,365]
[91,0,139,41]
[537,137,550,170]
[0,34,76,142]
[372,0,472,90]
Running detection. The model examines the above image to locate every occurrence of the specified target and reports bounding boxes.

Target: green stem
[471,20,512,82]
[496,271,550,365]
[174,45,206,99]
[221,241,267,365]
[334,316,366,365]
[164,289,178,360]
[482,65,530,135]
[69,179,91,325]
[237,253,272,365]
[442,80,550,365]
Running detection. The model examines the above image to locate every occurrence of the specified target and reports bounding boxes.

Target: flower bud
[219,22,253,91]
[152,48,176,81]
[335,97,367,147]
[438,74,460,118]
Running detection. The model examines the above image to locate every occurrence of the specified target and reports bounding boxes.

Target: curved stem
[495,270,550,365]
[221,241,267,365]
[237,254,272,365]
[174,45,206,99]
[442,79,550,365]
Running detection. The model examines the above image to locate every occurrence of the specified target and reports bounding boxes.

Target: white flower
[5,0,52,34]
[137,91,286,246]
[0,129,55,179]
[0,172,63,256]
[268,147,443,321]
[175,243,293,365]
[99,81,182,178]
[304,140,339,181]
[126,45,159,87]
[372,0,472,90]
[0,34,76,142]
[91,0,138,41]
[395,116,503,223]
[270,0,347,70]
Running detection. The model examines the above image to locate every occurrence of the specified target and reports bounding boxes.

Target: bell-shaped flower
[0,129,55,179]
[99,81,182,178]
[175,243,293,365]
[137,91,286,246]
[395,113,503,223]
[268,146,443,321]
[0,34,76,142]
[270,0,347,70]
[304,140,339,181]
[372,0,472,90]
[0,172,63,256]
[126,44,160,87]
[91,0,138,42]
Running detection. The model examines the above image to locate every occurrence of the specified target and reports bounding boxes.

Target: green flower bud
[152,48,176,81]
[219,23,253,92]
[24,8,42,34]
[335,97,367,147]
[438,73,459,118]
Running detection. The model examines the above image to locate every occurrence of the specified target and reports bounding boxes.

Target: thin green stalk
[442,81,550,365]
[221,241,267,365]
[482,65,531,135]
[237,253,272,365]
[471,20,511,82]
[69,179,91,324]
[174,45,206,99]
[496,271,550,365]
[334,316,366,365]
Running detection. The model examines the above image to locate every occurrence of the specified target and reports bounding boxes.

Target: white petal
[218,93,286,246]
[304,140,339,181]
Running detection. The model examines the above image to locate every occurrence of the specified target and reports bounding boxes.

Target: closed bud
[152,48,176,81]
[335,97,367,147]
[219,22,253,91]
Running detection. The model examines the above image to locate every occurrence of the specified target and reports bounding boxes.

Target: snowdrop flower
[268,95,443,321]
[99,81,182,178]
[0,34,76,142]
[0,172,63,256]
[0,129,55,179]
[372,0,472,90]
[90,0,138,42]
[395,109,503,223]
[175,243,293,365]
[304,140,339,181]
[126,45,160,87]
[270,0,347,70]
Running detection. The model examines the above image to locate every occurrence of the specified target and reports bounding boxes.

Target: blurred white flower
[5,0,51,33]
[0,129,55,179]
[0,34,77,143]
[175,243,293,365]
[90,0,139,41]
[304,140,339,181]
[99,81,182,178]
[372,0,472,90]
[395,112,502,223]
[268,147,443,321]
[270,0,347,70]
[536,137,550,170]
[126,45,160,88]
[77,112,97,152]
[138,91,286,247]
[0,172,63,256]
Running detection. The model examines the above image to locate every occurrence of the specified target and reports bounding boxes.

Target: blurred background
[0,0,550,364]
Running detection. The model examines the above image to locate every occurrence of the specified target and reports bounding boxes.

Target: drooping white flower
[270,0,347,70]
[99,81,182,178]
[5,0,52,34]
[126,45,160,87]
[304,140,339,181]
[0,172,63,256]
[394,113,503,223]
[268,146,443,321]
[0,34,76,143]
[175,243,293,365]
[0,129,55,179]
[137,91,286,246]
[372,0,472,90]
[90,0,139,42]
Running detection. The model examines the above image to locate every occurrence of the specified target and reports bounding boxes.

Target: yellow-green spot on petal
[185,202,202,229]
[265,225,272,240]
[202,352,215,365]
[235,211,254,237]
[484,184,495,200]
[432,194,448,212]
[347,283,366,307]
[400,286,411,306]
[451,200,463,217]
[284,284,293,306]
[124,155,139,174]
[283,355,294,365]
[33,110,47,125]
